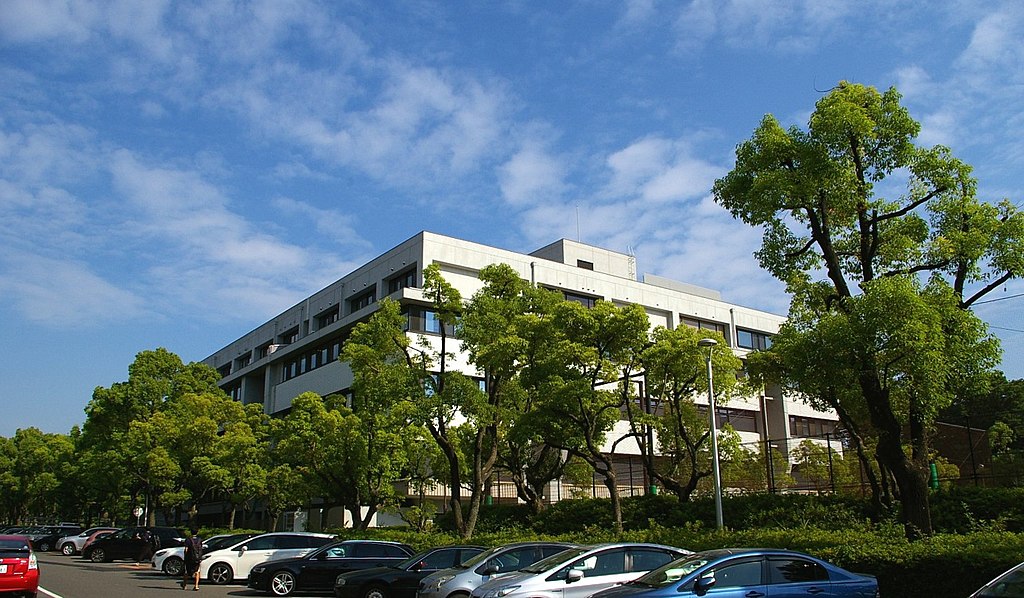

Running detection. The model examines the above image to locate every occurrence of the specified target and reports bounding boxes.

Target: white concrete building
[203,231,840,497]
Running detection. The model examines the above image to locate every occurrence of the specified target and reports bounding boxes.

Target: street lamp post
[698,338,724,530]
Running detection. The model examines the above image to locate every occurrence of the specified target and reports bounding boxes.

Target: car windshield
[628,554,712,588]
[208,534,251,551]
[455,545,504,569]
[520,547,590,574]
[397,549,436,570]
[975,564,1024,597]
[0,538,31,554]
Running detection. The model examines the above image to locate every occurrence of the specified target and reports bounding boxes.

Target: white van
[199,531,335,585]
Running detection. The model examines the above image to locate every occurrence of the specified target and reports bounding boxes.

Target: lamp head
[697,338,718,348]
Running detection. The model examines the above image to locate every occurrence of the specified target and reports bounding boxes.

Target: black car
[334,545,486,598]
[248,539,416,597]
[26,524,81,552]
[83,526,186,562]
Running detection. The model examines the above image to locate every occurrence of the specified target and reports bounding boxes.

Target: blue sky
[1,1,1022,437]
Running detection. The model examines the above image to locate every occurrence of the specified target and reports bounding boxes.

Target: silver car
[470,543,689,598]
[57,527,118,556]
[418,542,576,598]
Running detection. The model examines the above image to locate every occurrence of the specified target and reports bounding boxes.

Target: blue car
[588,548,878,598]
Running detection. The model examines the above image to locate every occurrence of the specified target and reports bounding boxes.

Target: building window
[258,343,273,359]
[697,406,759,433]
[577,259,594,270]
[317,306,340,329]
[681,317,730,344]
[279,328,299,344]
[217,363,231,378]
[404,307,456,336]
[737,328,772,351]
[349,287,377,313]
[789,415,839,438]
[234,353,252,370]
[563,291,598,308]
[388,267,417,293]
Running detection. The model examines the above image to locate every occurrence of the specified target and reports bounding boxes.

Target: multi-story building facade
[203,231,840,503]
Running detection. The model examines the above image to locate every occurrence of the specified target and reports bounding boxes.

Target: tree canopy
[714,81,1022,538]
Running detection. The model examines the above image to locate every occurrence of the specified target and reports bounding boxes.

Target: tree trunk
[860,370,932,538]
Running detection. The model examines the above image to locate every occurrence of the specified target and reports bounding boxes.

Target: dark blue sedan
[588,548,878,598]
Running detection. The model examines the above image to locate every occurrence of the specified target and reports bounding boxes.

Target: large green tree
[459,263,573,515]
[636,325,743,501]
[531,300,651,533]
[79,348,224,524]
[714,81,1021,537]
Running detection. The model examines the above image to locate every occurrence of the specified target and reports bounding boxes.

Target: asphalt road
[35,550,327,598]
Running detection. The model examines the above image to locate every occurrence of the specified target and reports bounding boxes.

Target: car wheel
[37,541,52,552]
[163,556,185,577]
[208,562,233,585]
[61,543,76,556]
[365,584,389,598]
[270,570,297,596]
[89,548,107,563]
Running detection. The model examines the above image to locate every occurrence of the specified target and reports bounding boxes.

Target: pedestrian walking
[182,528,203,591]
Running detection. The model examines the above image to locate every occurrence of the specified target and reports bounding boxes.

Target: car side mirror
[238,546,248,553]
[411,561,425,572]
[566,569,584,584]
[694,575,716,596]
[481,566,499,576]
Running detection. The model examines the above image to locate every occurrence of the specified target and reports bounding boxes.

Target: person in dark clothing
[182,528,203,591]
[136,529,154,566]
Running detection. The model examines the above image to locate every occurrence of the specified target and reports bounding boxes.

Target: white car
[58,527,119,556]
[151,533,255,576]
[471,543,689,598]
[200,531,335,585]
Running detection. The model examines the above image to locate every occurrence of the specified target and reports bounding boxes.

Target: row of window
[282,339,345,382]
[279,307,457,383]
[789,415,839,438]
[696,405,760,433]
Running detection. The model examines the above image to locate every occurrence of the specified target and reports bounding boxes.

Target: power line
[975,292,1024,305]
[989,325,1024,334]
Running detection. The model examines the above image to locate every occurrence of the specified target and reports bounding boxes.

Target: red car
[0,535,39,597]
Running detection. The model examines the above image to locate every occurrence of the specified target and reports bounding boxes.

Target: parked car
[58,527,119,556]
[26,524,81,552]
[247,539,415,596]
[589,548,878,598]
[471,543,689,598]
[81,529,115,553]
[201,531,336,585]
[83,526,186,562]
[335,545,486,598]
[152,532,258,576]
[0,535,39,597]
[418,542,578,598]
[971,560,1024,597]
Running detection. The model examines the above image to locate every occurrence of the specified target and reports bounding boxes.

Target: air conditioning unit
[267,344,283,355]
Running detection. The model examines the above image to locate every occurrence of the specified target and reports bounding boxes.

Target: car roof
[214,531,334,549]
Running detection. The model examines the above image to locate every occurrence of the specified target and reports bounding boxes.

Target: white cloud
[499,143,567,206]
[0,251,145,324]
[0,0,97,43]
[606,136,720,203]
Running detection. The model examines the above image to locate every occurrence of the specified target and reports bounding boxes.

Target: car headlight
[252,566,266,574]
[486,585,520,598]
[155,549,169,557]
[435,575,456,588]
